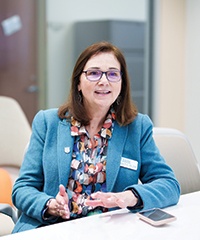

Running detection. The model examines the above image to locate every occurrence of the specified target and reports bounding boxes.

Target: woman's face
[78,52,122,114]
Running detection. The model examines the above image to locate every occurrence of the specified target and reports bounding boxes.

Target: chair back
[0,96,31,235]
[0,96,32,182]
[153,127,200,194]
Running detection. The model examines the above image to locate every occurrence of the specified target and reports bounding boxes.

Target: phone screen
[137,208,176,226]
[140,209,174,221]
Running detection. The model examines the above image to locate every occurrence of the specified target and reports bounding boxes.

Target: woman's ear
[78,90,82,103]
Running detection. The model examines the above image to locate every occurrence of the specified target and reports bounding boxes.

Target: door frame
[37,0,47,110]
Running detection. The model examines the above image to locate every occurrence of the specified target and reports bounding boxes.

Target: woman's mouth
[94,90,111,94]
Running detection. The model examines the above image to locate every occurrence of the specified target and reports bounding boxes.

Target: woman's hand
[85,190,138,209]
[46,184,70,219]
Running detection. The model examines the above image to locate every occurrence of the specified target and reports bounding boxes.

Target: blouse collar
[70,108,116,139]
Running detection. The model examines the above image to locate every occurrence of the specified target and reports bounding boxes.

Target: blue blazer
[12,109,180,233]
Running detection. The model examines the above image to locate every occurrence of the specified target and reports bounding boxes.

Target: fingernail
[64,205,68,210]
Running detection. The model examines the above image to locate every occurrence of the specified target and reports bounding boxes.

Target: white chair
[153,127,200,195]
[0,204,17,236]
[0,96,32,235]
[0,96,32,182]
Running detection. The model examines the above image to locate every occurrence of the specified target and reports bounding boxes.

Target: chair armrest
[0,203,18,223]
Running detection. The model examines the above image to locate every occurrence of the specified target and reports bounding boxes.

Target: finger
[62,210,70,219]
[57,208,61,216]
[57,185,70,218]
[106,195,126,208]
[56,208,70,219]
[57,185,69,207]
[59,184,66,197]
[91,191,112,202]
[89,193,126,208]
[86,196,117,208]
[85,199,104,207]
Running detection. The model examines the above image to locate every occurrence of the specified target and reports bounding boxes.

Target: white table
[1,191,200,240]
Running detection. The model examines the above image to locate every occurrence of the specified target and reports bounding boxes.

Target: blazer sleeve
[12,110,57,224]
[125,114,181,212]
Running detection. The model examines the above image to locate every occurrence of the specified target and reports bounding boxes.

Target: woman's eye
[109,71,119,77]
[88,71,100,76]
[110,72,117,76]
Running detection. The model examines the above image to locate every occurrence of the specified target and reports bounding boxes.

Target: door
[0,0,38,124]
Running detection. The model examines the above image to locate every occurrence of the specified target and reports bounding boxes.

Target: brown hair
[58,41,138,126]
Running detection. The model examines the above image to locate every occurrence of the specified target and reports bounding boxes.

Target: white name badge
[120,157,138,170]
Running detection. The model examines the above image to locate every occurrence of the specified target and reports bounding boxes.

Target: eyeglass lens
[84,70,121,82]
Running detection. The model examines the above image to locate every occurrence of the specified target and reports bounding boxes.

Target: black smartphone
[137,208,176,226]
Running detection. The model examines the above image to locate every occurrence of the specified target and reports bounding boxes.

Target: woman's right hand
[47,184,70,219]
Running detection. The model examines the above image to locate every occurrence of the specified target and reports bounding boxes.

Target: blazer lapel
[106,123,128,192]
[57,120,74,186]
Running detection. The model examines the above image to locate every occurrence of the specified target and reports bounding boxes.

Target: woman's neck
[86,109,108,142]
[86,117,104,137]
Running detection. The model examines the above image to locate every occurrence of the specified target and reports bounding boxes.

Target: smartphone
[137,208,176,226]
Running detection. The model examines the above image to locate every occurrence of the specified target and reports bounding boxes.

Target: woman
[12,41,180,233]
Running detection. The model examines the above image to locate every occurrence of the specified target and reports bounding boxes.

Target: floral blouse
[66,109,115,219]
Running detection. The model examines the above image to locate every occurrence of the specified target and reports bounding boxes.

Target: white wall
[185,0,200,163]
[153,0,185,131]
[153,0,200,164]
[46,0,147,108]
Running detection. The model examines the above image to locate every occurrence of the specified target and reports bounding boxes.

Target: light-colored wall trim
[185,0,200,163]
[37,0,47,109]
[154,0,200,163]
[153,0,186,131]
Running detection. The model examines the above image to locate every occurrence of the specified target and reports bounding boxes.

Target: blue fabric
[12,109,180,233]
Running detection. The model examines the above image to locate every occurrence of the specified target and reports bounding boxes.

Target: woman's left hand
[85,190,138,209]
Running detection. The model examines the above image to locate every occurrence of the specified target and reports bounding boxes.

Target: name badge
[120,157,138,170]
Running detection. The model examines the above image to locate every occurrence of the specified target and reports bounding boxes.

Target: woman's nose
[98,73,109,84]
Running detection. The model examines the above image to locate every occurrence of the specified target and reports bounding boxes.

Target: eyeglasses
[82,69,122,82]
